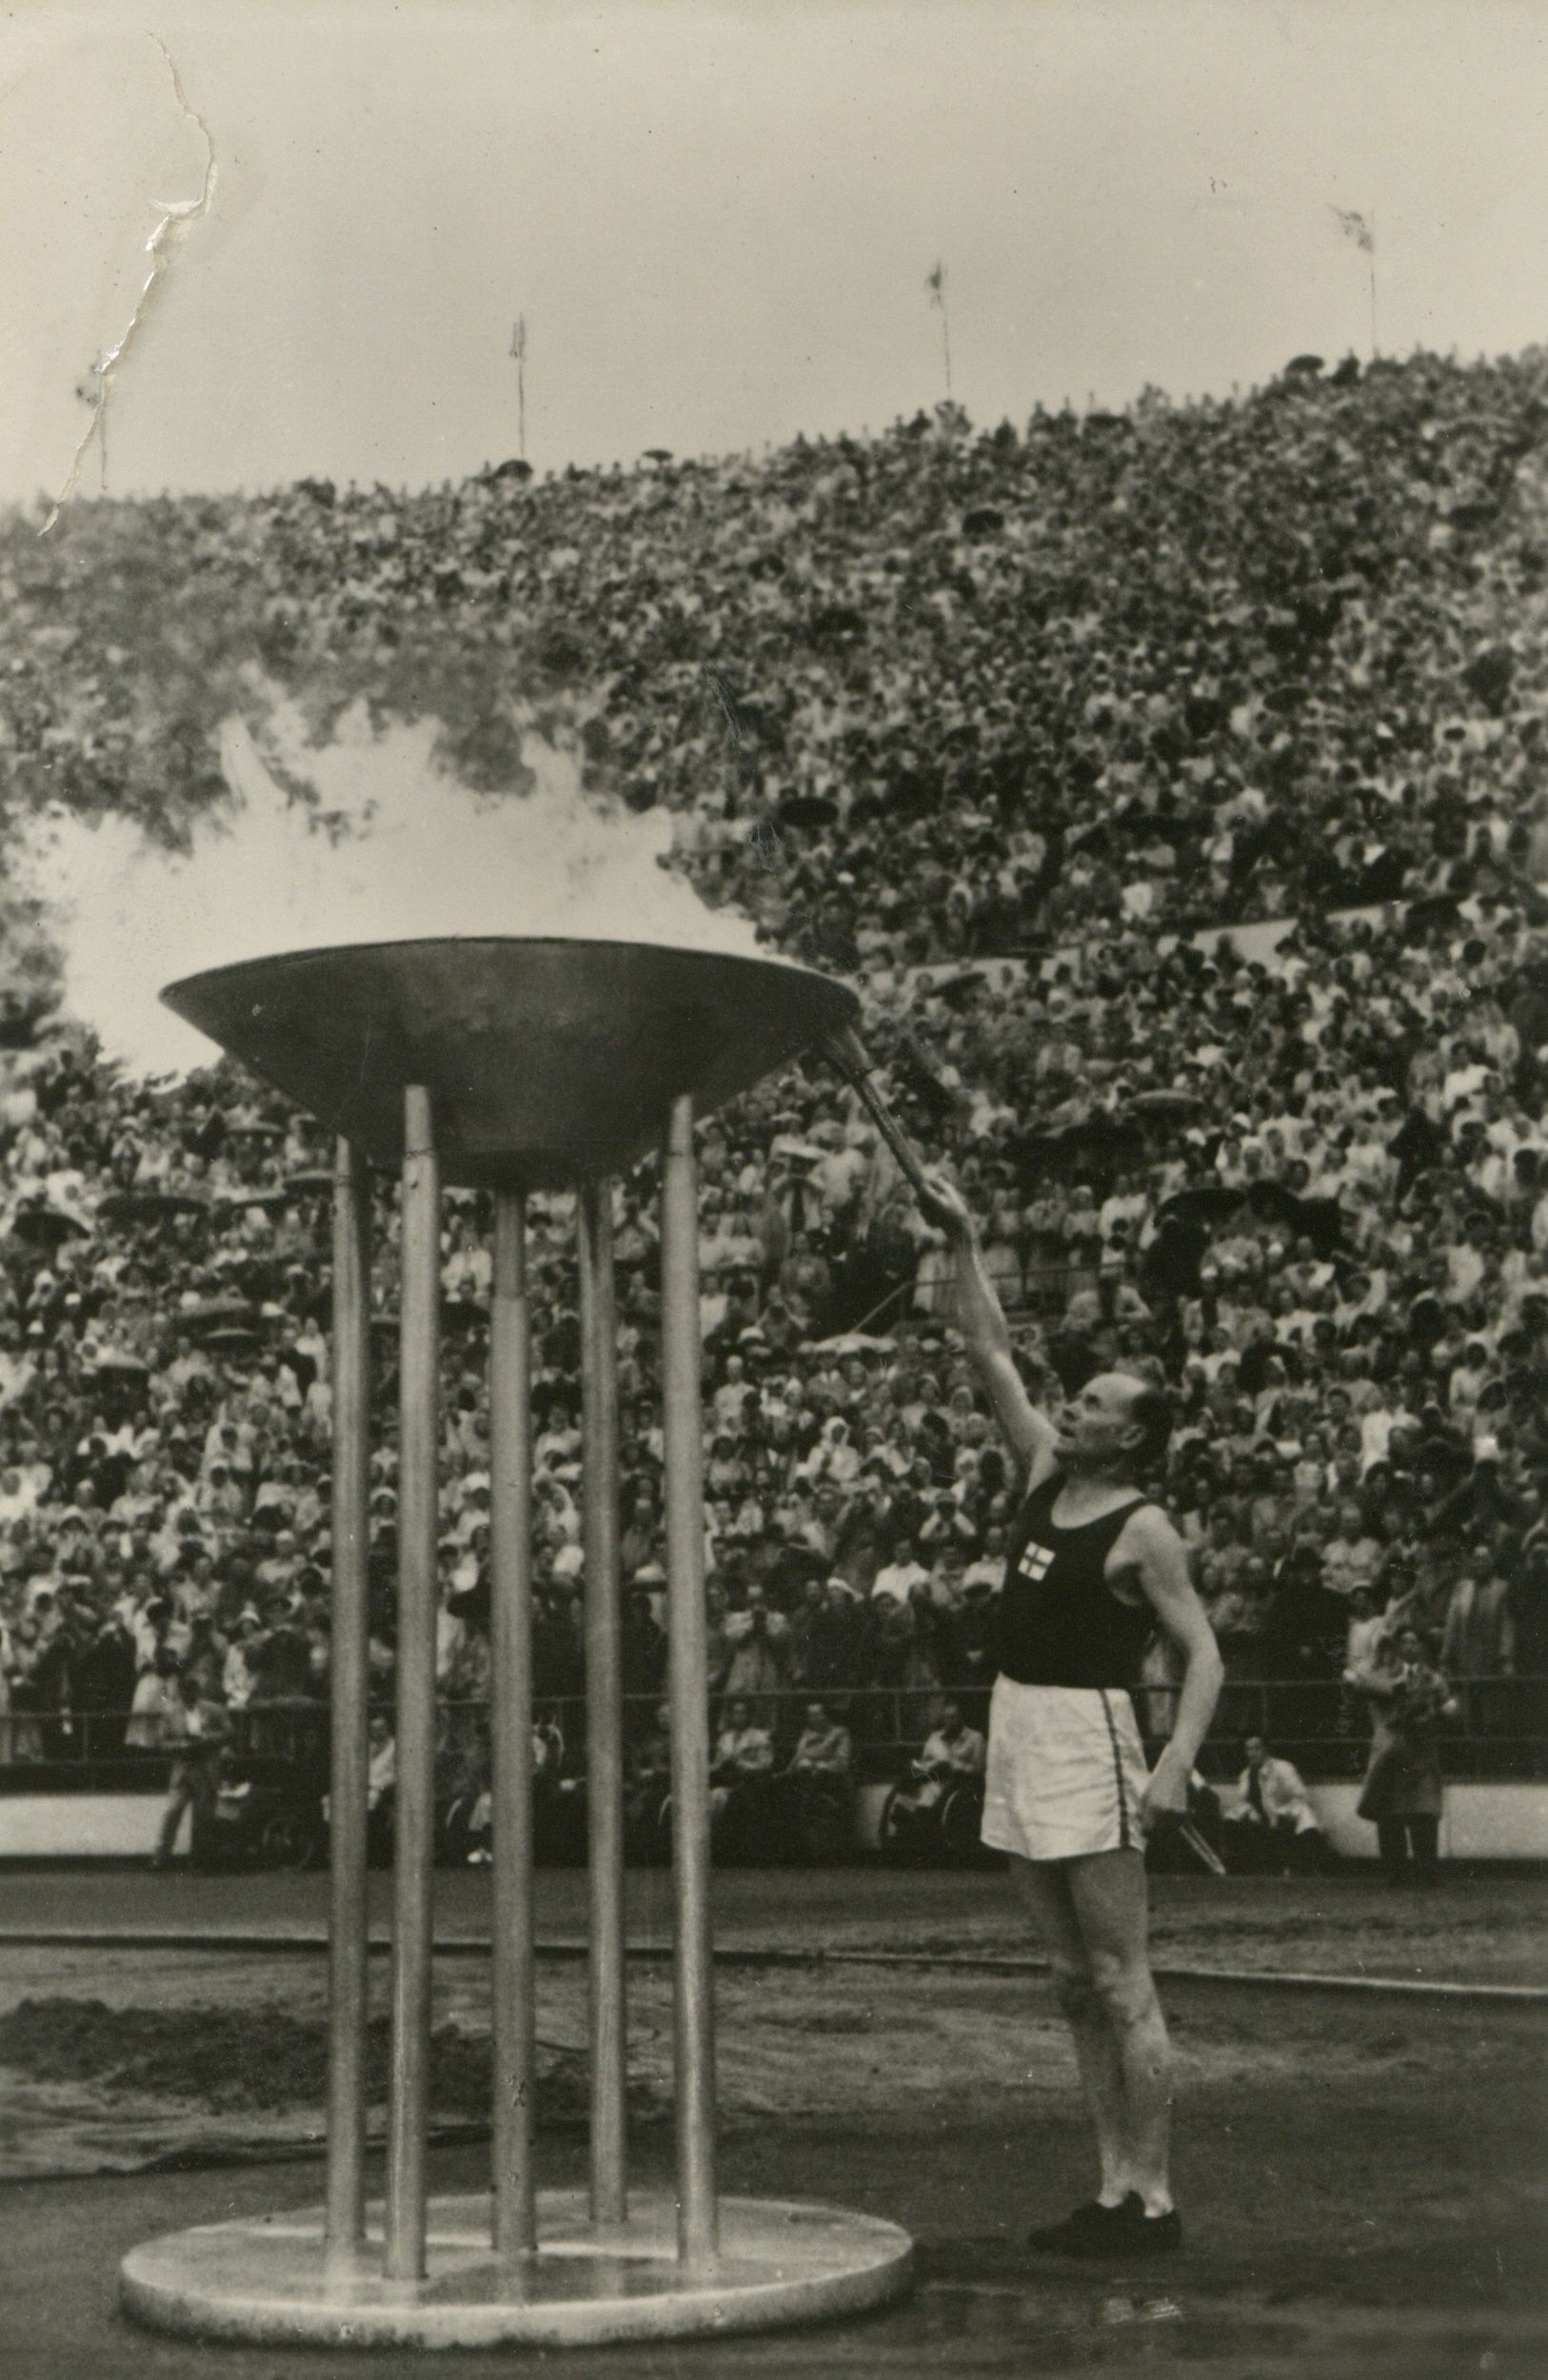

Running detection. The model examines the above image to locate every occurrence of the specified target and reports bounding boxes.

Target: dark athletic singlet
[997,1473,1156,1690]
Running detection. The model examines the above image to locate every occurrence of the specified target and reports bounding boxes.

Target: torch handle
[822,1025,939,1206]
[1177,1817,1226,1877]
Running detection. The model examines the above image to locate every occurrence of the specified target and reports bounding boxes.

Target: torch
[821,1021,948,1208]
[824,1022,1226,1881]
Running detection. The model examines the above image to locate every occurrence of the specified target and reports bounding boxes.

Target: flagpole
[926,264,952,405]
[510,317,527,462]
[1330,209,1379,366]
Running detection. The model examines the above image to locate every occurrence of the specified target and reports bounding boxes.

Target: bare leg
[1065,1850,1174,2214]
[1009,1854,1135,2206]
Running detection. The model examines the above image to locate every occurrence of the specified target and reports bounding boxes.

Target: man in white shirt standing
[150,1672,231,1869]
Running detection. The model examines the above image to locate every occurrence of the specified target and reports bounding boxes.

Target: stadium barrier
[0,1678,1542,1786]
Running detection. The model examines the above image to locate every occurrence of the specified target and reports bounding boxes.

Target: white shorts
[980,1676,1150,1863]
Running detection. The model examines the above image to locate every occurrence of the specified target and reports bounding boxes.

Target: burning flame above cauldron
[17,696,764,1080]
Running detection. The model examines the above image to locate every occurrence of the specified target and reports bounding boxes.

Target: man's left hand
[1140,1748,1192,1834]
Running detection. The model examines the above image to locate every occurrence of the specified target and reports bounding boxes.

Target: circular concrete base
[120,2190,915,2350]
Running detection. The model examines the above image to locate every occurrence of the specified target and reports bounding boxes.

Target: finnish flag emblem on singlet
[1013,1542,1055,1587]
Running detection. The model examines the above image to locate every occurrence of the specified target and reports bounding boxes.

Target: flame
[17,699,763,1079]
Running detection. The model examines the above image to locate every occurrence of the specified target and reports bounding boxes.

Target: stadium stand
[3,348,1547,1854]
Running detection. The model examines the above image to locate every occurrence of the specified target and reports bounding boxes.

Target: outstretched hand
[916,1166,974,1240]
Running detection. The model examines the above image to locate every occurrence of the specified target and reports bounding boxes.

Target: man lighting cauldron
[916,1169,1222,2259]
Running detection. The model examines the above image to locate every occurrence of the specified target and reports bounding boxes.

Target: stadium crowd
[3,347,1547,1817]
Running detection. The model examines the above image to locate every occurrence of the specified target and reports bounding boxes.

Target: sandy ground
[0,1868,1542,2376]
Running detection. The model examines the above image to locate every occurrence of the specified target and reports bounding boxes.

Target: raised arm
[917,1169,1060,1490]
[1119,1505,1224,1828]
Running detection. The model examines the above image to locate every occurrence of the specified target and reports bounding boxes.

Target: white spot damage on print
[39,33,216,537]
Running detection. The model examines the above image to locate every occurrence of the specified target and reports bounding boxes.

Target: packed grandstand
[2,347,1546,1839]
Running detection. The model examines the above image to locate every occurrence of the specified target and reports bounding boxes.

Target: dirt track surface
[3,1862,1545,1985]
[0,1869,1543,2375]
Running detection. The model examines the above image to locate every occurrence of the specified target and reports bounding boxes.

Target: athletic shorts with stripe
[979,1676,1151,1862]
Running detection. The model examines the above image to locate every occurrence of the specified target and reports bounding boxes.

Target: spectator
[1440,1569,1516,1734]
[1222,1733,1330,1873]
[126,1646,183,1750]
[625,1701,673,1845]
[872,1537,929,1610]
[1342,1584,1388,1679]
[709,1696,774,1822]
[913,1696,986,1795]
[150,1669,231,1868]
[721,1583,790,1716]
[71,1610,136,1756]
[620,1588,667,1700]
[1350,1626,1460,1884]
[785,1697,854,1784]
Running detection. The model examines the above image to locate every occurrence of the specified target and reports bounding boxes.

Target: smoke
[16,698,764,1079]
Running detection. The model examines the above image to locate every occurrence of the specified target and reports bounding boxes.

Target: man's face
[1244,1735,1267,1772]
[1054,1373,1143,1467]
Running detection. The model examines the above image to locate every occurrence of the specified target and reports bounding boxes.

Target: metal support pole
[386,1086,440,2282]
[579,1177,627,2227]
[660,1097,719,2268]
[325,1137,372,2276]
[489,1189,537,2258]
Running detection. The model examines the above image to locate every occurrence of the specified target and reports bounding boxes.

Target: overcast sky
[3,1,1546,506]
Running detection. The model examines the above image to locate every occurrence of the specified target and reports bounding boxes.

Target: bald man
[922,1173,1222,2257]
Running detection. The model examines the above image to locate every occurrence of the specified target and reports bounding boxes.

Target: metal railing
[909,1258,1082,1320]
[1,1678,1543,1786]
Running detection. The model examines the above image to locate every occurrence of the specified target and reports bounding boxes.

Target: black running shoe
[1118,2206,1182,2255]
[1026,2195,1141,2255]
